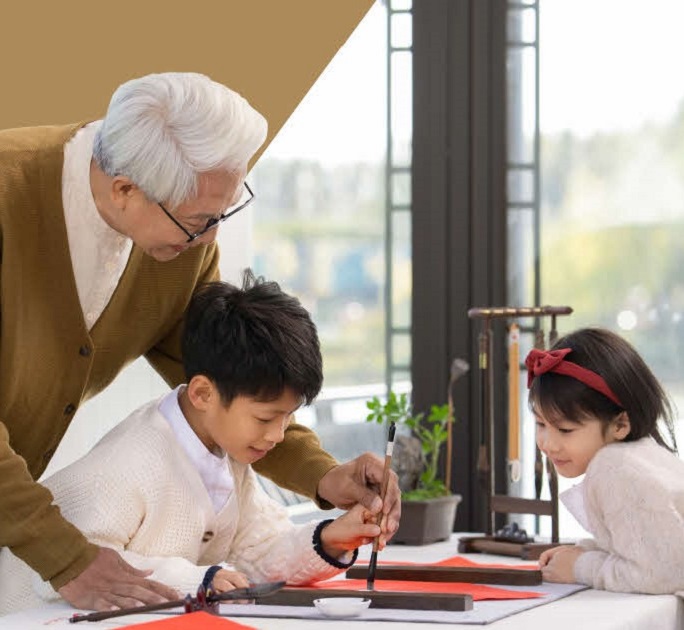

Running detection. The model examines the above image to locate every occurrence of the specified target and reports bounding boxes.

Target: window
[508,0,684,539]
[251,0,412,465]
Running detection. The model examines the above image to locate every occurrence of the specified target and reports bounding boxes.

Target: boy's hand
[539,545,583,583]
[211,568,250,594]
[317,452,401,539]
[319,504,382,559]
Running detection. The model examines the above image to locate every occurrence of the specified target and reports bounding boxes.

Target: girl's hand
[211,568,250,594]
[319,504,382,559]
[539,544,572,567]
[540,545,584,583]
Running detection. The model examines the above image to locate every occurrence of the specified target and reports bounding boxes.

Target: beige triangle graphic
[0,0,374,165]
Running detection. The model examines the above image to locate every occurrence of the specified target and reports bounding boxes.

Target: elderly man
[0,72,399,612]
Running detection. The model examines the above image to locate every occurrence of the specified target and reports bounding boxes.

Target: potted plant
[366,391,462,545]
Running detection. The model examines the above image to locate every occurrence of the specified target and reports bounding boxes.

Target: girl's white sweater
[563,437,684,595]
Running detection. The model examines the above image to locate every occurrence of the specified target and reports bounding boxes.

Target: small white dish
[313,596,371,618]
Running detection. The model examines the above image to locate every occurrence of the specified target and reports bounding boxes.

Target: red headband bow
[525,347,623,408]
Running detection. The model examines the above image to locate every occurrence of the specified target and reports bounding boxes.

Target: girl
[526,328,684,595]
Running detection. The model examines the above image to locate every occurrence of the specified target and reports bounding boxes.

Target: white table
[1,536,681,629]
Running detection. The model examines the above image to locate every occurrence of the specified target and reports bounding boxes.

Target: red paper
[308,555,544,601]
[124,611,257,629]
[310,578,542,600]
[358,555,537,571]
[432,555,538,571]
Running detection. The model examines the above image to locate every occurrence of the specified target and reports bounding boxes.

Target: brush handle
[69,581,286,623]
[367,422,396,589]
[372,423,396,550]
[70,597,187,623]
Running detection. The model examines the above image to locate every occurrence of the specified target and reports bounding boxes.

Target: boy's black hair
[529,327,677,452]
[182,269,322,406]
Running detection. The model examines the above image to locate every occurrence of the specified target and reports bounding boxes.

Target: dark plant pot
[390,494,462,546]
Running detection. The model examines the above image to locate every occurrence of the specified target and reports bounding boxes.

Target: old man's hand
[317,452,401,543]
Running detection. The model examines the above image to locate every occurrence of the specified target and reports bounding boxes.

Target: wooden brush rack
[458,305,573,560]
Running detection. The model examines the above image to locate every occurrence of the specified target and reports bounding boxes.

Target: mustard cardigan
[0,123,336,589]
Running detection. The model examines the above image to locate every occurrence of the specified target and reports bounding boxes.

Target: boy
[0,271,380,614]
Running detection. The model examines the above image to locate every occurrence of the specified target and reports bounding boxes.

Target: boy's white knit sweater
[0,399,342,614]
[562,437,684,595]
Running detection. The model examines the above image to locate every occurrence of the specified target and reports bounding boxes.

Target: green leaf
[363,390,452,494]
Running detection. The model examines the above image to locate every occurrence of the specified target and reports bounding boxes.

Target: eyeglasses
[157,182,254,243]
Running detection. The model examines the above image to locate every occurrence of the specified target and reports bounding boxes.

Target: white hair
[93,72,268,208]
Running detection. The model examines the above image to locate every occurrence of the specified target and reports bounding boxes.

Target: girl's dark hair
[529,327,677,452]
[182,269,322,406]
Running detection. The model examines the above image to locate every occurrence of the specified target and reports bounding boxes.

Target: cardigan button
[64,403,77,415]
[79,346,91,357]
[202,531,214,542]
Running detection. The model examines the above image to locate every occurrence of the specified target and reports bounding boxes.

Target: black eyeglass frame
[157,182,254,243]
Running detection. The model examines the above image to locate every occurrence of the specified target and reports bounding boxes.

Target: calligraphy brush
[69,580,285,623]
[366,421,396,591]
